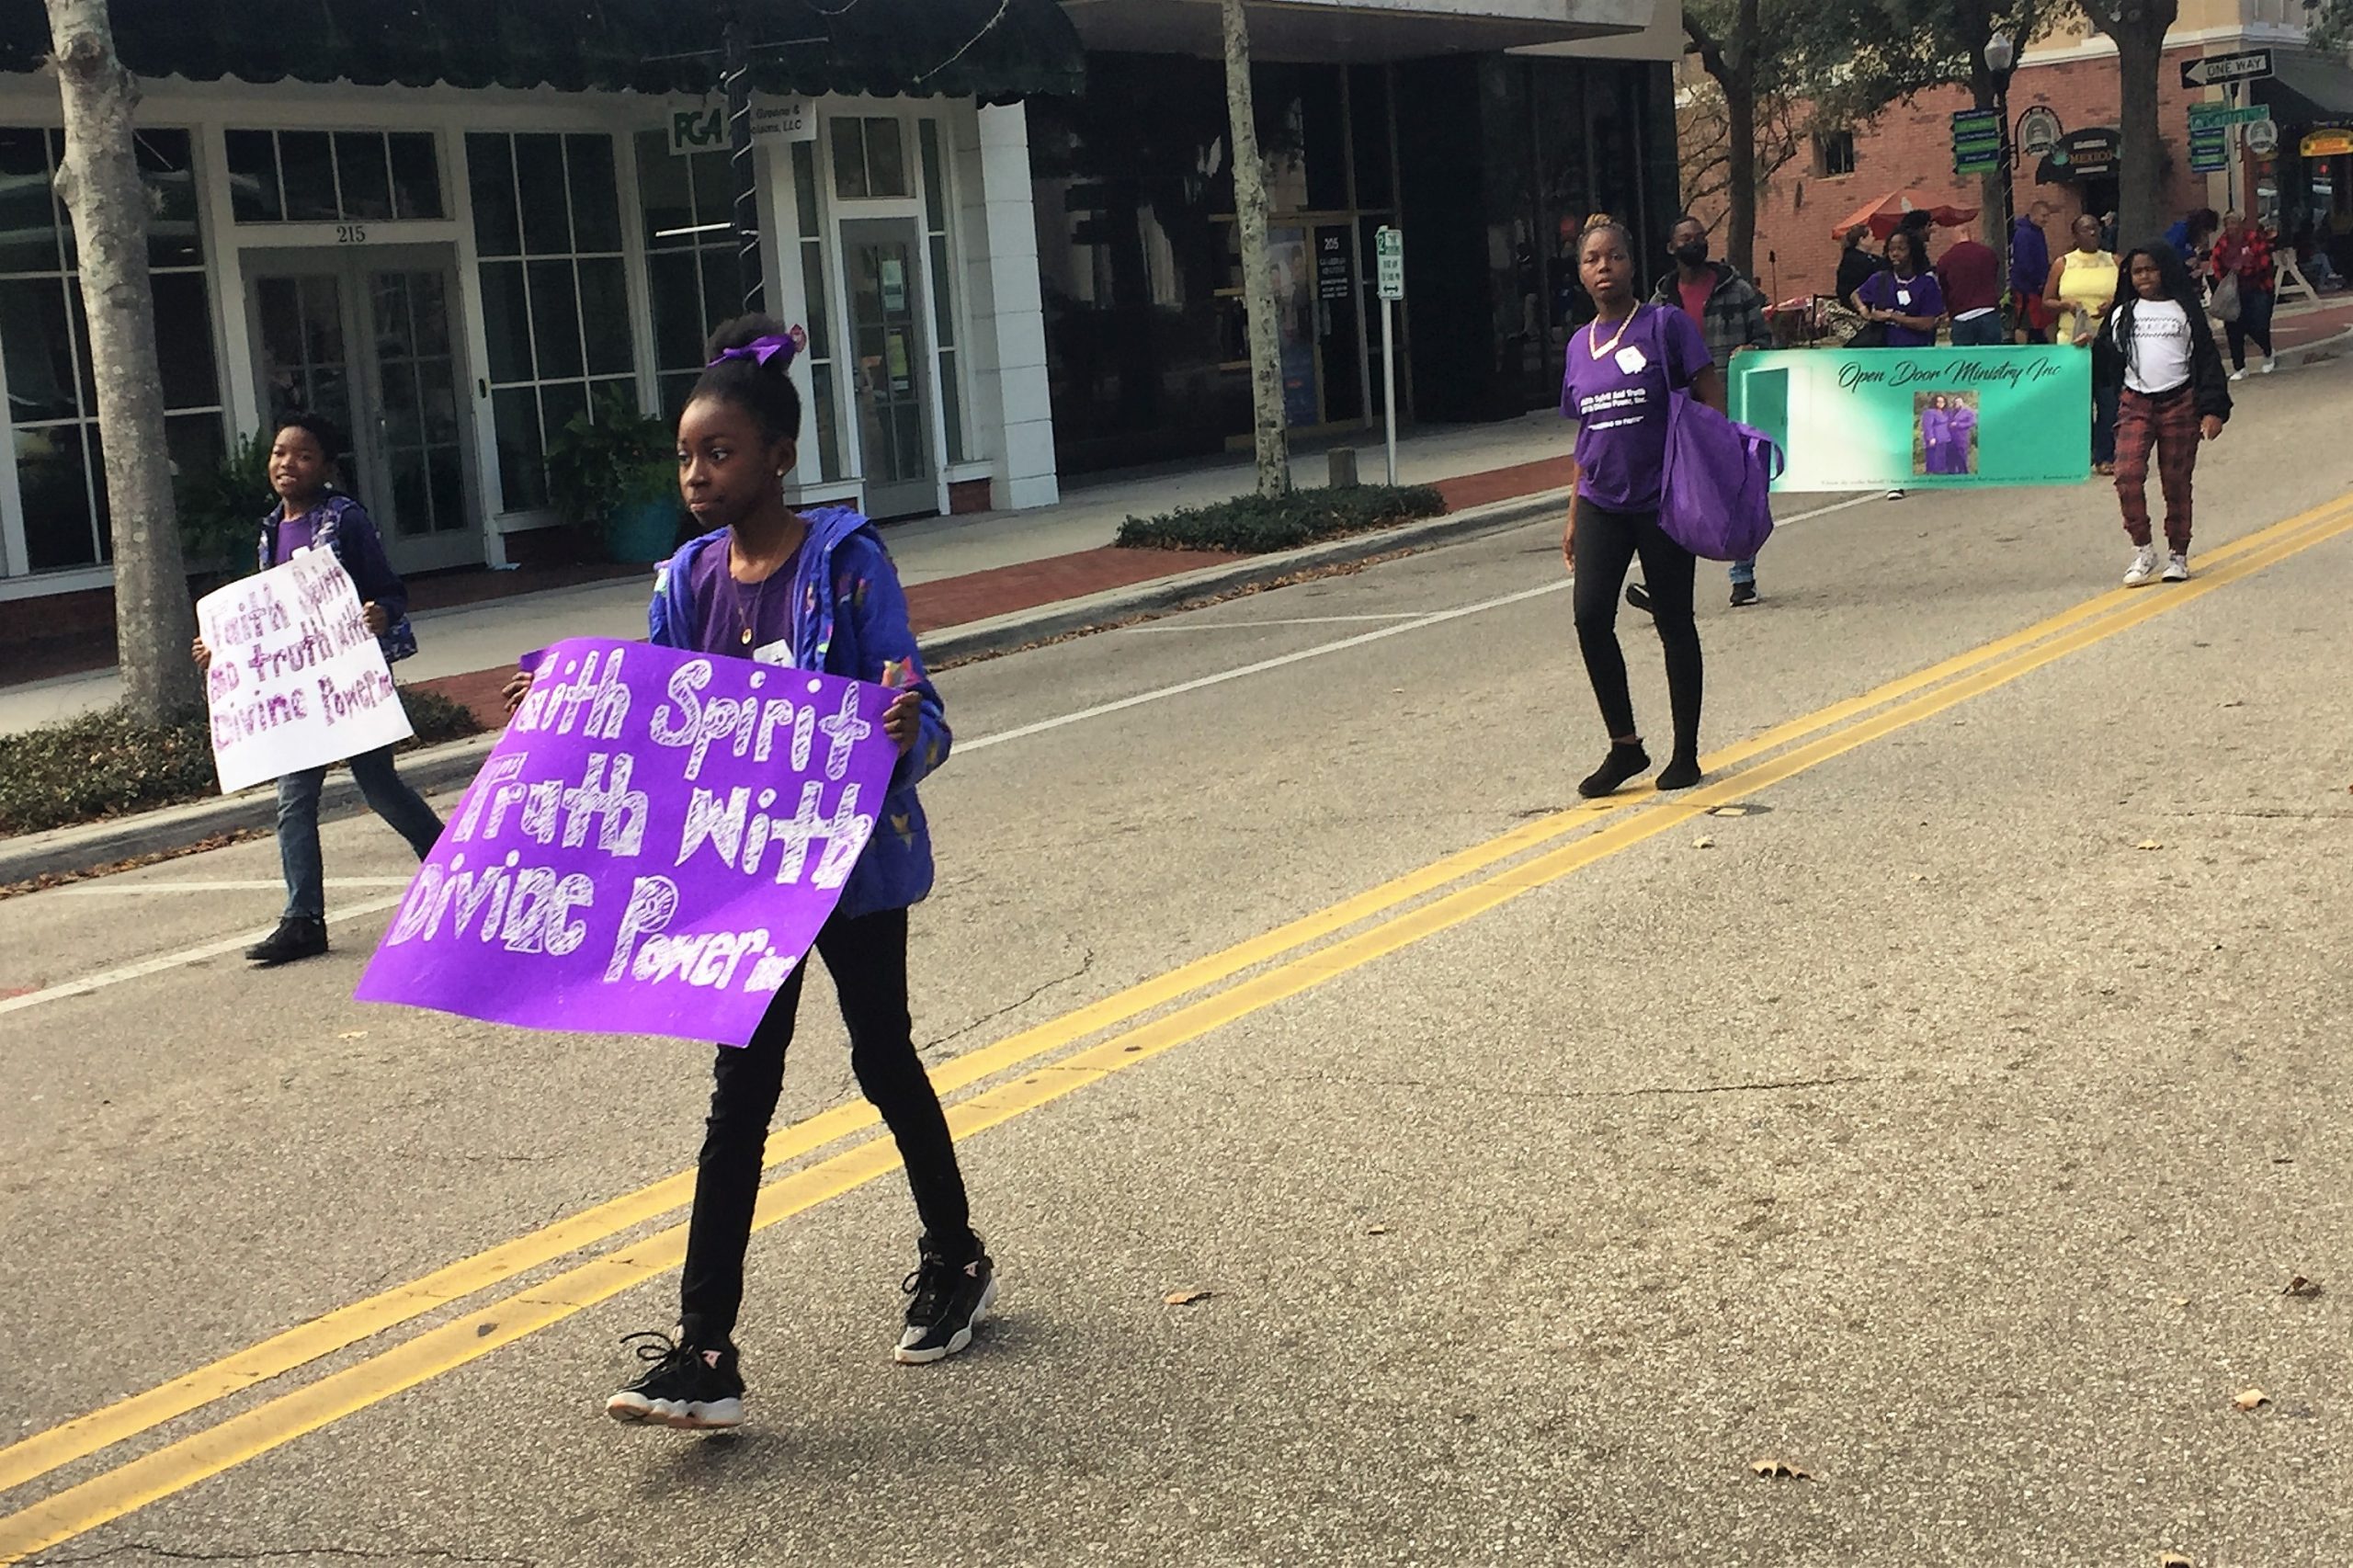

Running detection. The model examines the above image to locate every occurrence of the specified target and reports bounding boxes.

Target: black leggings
[679,905,976,1348]
[1573,501,1703,759]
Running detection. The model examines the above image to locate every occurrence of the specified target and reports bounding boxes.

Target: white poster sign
[197,551,415,794]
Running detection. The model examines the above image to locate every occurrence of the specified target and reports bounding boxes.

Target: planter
[606,497,681,564]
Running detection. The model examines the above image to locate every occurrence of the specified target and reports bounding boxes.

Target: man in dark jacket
[1649,214,1775,605]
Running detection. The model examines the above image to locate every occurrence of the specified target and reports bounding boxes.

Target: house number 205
[335,223,369,244]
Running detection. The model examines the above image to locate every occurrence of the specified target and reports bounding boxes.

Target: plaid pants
[2113,386,2201,551]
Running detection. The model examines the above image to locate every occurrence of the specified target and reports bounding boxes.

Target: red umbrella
[1826,191,1981,243]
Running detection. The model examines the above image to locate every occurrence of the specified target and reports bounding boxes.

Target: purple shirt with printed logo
[1559,303,1711,513]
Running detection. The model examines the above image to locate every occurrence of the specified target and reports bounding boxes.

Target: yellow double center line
[5,495,2350,1562]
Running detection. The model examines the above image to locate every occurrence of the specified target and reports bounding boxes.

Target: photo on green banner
[1914,391,1981,476]
[1731,346,2089,491]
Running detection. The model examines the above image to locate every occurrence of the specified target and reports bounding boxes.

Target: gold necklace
[728,546,774,647]
[1587,304,1641,359]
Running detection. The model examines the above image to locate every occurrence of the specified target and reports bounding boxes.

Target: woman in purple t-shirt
[1559,218,1723,797]
[1855,229,1946,348]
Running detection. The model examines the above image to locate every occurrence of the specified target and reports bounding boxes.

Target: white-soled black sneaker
[2162,551,2190,583]
[606,1333,744,1429]
[894,1247,996,1364]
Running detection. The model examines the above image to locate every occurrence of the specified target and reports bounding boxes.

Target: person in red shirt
[1937,232,2005,345]
[2211,210,2277,378]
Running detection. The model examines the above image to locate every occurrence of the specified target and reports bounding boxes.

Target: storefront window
[917,120,965,464]
[633,130,745,416]
[790,140,845,481]
[0,127,222,574]
[466,131,633,514]
[225,130,444,223]
[832,119,911,200]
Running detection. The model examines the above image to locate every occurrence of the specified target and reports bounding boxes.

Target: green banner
[1730,347,2091,491]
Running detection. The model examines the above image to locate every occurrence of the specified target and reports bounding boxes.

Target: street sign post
[2188,102,2269,128]
[2180,49,2273,89]
[1374,226,1403,486]
[1951,108,2003,175]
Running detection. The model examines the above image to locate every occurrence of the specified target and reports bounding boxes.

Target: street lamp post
[1984,30,2018,335]
[1985,30,2018,241]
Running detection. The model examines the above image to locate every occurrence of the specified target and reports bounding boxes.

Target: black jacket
[2097,294,2234,422]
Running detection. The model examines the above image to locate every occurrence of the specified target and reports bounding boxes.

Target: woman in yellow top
[2045,212,2121,472]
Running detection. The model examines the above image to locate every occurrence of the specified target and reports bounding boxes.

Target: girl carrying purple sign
[507,317,988,1430]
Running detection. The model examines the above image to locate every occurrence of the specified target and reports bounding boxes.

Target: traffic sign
[2246,119,2279,155]
[2180,49,2272,89]
[1374,226,1404,301]
[2188,102,2268,127]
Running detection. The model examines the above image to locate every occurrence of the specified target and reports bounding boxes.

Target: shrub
[0,685,483,839]
[1115,484,1447,554]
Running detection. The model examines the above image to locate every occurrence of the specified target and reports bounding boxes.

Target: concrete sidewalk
[0,413,1575,737]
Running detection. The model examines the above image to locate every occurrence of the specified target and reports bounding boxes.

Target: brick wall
[1719,47,2220,306]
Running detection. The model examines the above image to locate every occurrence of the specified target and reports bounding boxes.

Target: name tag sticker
[1614,346,1649,375]
[1896,289,1913,306]
[751,638,794,666]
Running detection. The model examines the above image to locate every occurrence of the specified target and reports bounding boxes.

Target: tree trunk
[1722,0,1759,280]
[2108,19,2168,246]
[1724,75,1758,280]
[2087,0,2179,247]
[46,0,201,723]
[1222,0,1291,499]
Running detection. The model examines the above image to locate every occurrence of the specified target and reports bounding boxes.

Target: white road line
[1119,613,1433,632]
[962,493,1877,755]
[50,878,414,896]
[2,491,1881,1009]
[0,894,409,1017]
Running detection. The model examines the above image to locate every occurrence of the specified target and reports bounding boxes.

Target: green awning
[2256,52,2353,126]
[0,0,1085,104]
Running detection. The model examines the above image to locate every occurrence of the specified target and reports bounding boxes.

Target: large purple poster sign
[356,637,899,1045]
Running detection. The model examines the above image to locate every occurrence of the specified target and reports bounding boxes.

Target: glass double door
[841,220,937,519]
[246,246,479,573]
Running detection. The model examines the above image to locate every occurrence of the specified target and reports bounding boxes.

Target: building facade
[0,2,1078,618]
[1036,0,1684,474]
[1729,1,2353,306]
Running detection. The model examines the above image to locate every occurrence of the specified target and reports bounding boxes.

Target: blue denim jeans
[1949,311,2005,346]
[1729,556,1757,585]
[277,744,444,920]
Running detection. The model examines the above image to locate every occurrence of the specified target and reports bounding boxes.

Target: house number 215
[335,223,369,244]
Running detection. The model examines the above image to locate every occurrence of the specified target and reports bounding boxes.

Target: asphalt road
[5,361,2352,1567]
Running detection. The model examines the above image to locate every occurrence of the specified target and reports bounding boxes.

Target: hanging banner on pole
[1730,347,2090,491]
[195,551,415,795]
[355,638,901,1047]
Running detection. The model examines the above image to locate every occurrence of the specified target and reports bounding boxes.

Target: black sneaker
[244,917,328,966]
[1729,581,1758,607]
[895,1245,997,1364]
[605,1332,744,1428]
[1625,582,1654,615]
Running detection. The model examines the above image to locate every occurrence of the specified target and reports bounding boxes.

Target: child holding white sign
[506,317,986,1431]
[192,412,443,965]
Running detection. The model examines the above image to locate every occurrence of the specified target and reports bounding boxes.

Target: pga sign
[668,97,814,155]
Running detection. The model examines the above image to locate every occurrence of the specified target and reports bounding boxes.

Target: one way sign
[2181,49,2273,88]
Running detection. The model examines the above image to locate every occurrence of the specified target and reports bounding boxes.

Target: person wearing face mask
[1645,214,1773,605]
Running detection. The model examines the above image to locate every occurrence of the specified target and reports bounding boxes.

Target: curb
[0,489,1564,885]
[918,487,1564,666]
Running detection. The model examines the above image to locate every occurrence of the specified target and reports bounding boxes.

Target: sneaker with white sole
[2163,551,2190,582]
[2259,358,2278,374]
[895,1245,996,1364]
[2123,543,2161,587]
[2229,368,2247,382]
[606,1333,744,1429]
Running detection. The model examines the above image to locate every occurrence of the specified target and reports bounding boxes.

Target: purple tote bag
[1658,391,1784,562]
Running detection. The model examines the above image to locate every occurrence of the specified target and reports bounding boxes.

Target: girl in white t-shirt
[2100,244,2233,587]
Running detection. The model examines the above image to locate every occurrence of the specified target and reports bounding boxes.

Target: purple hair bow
[708,326,805,370]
